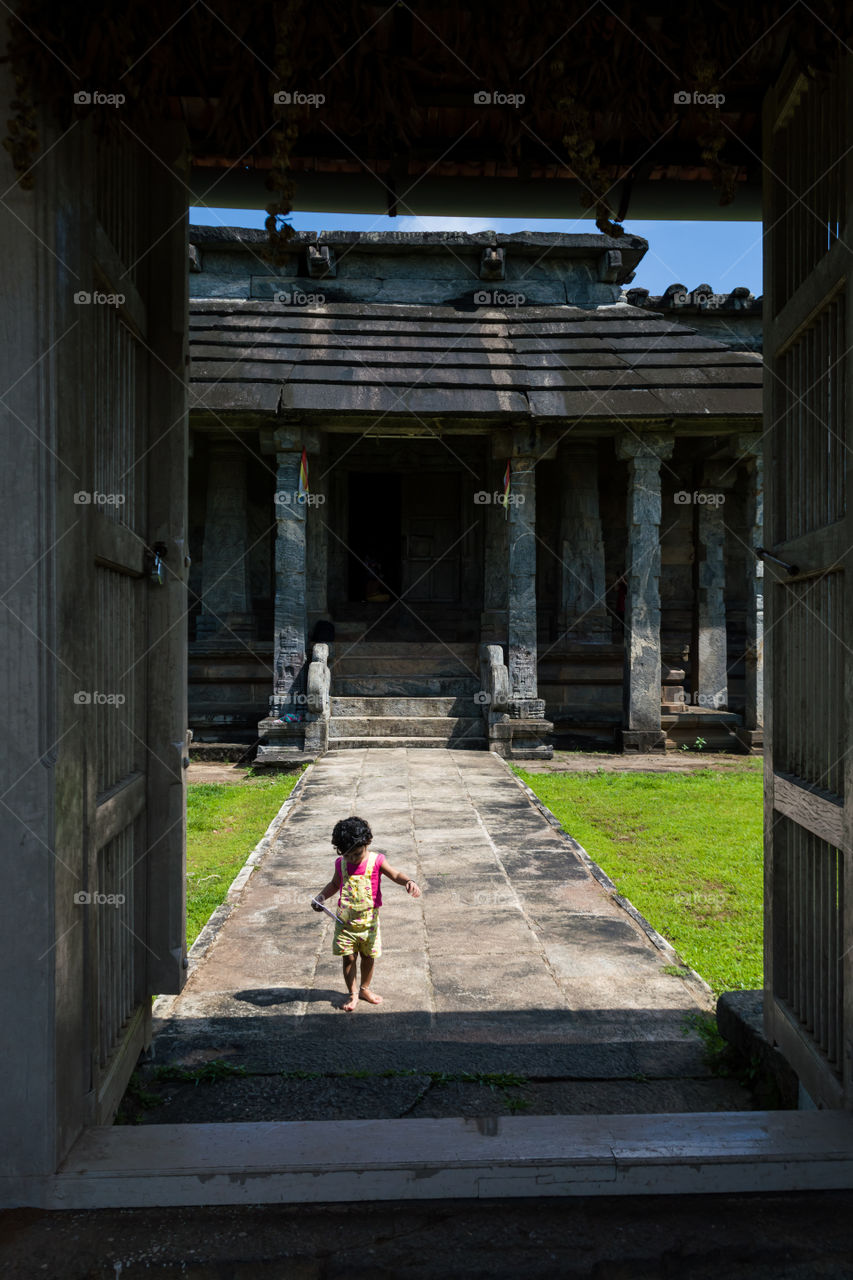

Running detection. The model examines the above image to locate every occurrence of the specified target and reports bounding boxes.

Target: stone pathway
[136,748,753,1122]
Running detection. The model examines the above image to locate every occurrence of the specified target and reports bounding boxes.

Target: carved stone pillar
[488,429,553,759]
[195,437,254,641]
[270,446,308,711]
[734,434,764,750]
[507,449,538,700]
[615,433,674,751]
[558,445,608,642]
[256,428,318,764]
[695,461,736,710]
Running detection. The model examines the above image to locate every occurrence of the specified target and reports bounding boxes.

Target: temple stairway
[328,641,487,749]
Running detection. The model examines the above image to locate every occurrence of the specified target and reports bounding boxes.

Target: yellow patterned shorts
[333,910,381,958]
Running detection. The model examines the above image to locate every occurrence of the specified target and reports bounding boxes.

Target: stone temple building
[187,229,763,762]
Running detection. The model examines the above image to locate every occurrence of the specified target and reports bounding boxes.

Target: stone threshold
[9,1111,853,1209]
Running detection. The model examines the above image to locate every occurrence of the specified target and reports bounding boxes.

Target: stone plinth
[487,701,555,760]
[255,716,312,767]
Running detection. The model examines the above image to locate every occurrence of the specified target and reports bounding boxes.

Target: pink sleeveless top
[336,852,385,908]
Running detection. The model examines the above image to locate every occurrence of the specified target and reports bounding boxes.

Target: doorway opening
[347,470,402,602]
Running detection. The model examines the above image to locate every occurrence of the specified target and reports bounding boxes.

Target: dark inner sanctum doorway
[335,462,477,641]
[347,471,403,602]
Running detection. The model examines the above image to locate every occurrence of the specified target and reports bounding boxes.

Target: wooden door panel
[83,127,188,1122]
[401,473,461,602]
[763,55,852,1109]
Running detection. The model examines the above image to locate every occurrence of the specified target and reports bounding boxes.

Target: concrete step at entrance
[334,675,480,697]
[330,715,485,739]
[333,695,480,717]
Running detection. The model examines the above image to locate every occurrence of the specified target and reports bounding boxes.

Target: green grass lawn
[186,771,302,946]
[513,763,764,995]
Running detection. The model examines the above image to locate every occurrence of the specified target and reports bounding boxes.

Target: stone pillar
[256,428,316,764]
[615,433,673,751]
[195,437,254,640]
[487,428,553,759]
[306,438,330,636]
[271,446,308,712]
[735,434,764,750]
[507,449,538,699]
[558,444,607,642]
[480,456,508,642]
[695,461,735,709]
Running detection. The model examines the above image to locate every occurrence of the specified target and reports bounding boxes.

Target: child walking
[312,815,421,1012]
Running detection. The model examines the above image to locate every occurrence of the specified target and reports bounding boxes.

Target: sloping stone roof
[188,297,762,427]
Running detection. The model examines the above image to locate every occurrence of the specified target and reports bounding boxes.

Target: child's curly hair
[331,815,373,856]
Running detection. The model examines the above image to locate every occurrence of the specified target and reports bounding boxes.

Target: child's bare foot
[341,991,358,1012]
[359,986,383,1005]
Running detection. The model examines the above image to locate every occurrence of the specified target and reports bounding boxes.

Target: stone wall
[189,227,646,310]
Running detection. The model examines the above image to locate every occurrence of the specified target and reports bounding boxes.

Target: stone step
[329,736,487,749]
[326,645,473,655]
[53,1107,853,1209]
[661,710,742,726]
[332,655,479,677]
[334,676,480,697]
[329,641,478,656]
[663,719,741,752]
[332,695,481,716]
[329,715,485,739]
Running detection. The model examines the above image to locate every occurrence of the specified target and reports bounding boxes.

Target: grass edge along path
[186,770,303,947]
[512,764,763,996]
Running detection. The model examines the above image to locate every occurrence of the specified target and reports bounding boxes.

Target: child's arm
[311,864,341,910]
[380,859,421,898]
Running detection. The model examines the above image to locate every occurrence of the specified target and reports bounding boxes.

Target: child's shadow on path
[233,987,342,1008]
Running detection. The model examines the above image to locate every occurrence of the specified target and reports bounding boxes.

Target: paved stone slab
[144,748,725,1119]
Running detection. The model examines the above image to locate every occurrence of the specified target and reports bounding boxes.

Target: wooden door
[763,55,853,1108]
[81,124,189,1123]
[401,472,462,602]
